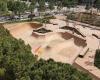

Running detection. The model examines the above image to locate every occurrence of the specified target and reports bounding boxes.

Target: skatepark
[4,21,87,64]
[4,15,100,79]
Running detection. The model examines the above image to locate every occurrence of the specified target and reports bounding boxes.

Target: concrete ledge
[79,47,89,58]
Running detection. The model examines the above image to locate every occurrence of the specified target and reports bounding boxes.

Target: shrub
[94,49,100,69]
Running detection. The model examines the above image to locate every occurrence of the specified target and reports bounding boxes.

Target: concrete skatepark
[4,22,87,64]
[4,15,100,79]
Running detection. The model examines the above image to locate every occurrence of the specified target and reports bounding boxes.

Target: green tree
[94,0,100,12]
[94,49,100,69]
[0,0,8,15]
[7,0,15,12]
[0,68,6,80]
[38,0,46,11]
[15,1,27,19]
[0,26,36,80]
[48,1,54,11]
[62,0,78,8]
[7,0,27,19]
[30,59,92,80]
[28,0,36,21]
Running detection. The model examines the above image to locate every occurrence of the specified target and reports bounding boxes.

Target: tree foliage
[0,26,36,80]
[94,0,100,11]
[28,0,36,21]
[94,49,100,69]
[62,0,78,7]
[30,59,92,80]
[38,0,46,11]
[0,0,8,15]
[7,0,27,18]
